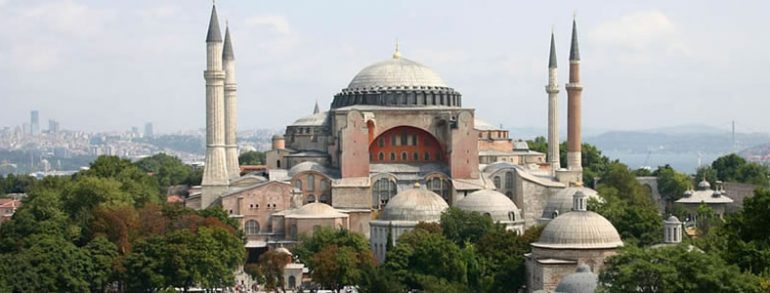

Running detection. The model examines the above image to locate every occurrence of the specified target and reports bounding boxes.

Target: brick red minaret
[566,18,583,172]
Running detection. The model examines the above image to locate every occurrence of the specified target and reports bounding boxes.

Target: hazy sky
[1,0,768,134]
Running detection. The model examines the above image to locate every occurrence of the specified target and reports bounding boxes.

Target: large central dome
[346,57,447,91]
[330,50,462,109]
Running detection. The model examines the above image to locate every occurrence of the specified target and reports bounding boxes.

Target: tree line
[0,155,244,292]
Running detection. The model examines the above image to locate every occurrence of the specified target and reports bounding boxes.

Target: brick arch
[369,126,445,164]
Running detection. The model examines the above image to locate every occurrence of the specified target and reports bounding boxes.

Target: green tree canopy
[654,164,692,202]
[599,244,759,292]
[239,151,266,165]
[383,229,468,291]
[440,207,501,247]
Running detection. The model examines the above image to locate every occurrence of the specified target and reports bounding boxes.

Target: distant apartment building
[30,110,39,136]
[144,122,154,138]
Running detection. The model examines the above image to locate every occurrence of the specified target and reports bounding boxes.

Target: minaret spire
[546,31,560,173]
[206,5,222,43]
[392,39,401,59]
[201,4,229,208]
[313,100,320,114]
[566,16,584,176]
[223,23,240,179]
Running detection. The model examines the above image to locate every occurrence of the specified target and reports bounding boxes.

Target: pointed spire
[549,31,557,68]
[392,39,401,59]
[223,24,235,59]
[313,100,320,114]
[569,16,580,61]
[206,5,223,42]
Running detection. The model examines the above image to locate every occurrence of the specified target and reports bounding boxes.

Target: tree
[719,188,770,274]
[135,153,193,192]
[736,162,770,186]
[591,163,662,246]
[81,156,162,207]
[312,245,370,291]
[239,151,266,165]
[357,265,405,293]
[83,236,119,292]
[599,245,759,292]
[654,164,691,202]
[255,250,291,291]
[440,208,501,247]
[1,234,91,292]
[526,136,548,154]
[383,229,468,290]
[695,166,718,186]
[711,154,747,182]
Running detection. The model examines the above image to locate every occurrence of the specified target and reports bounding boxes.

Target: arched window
[493,176,501,189]
[378,137,384,147]
[288,276,297,289]
[294,180,302,191]
[413,152,419,161]
[373,178,397,208]
[320,194,331,204]
[277,160,281,168]
[401,152,407,161]
[390,152,396,161]
[427,177,452,204]
[424,152,430,161]
[245,220,260,235]
[307,174,315,191]
[400,131,408,145]
[505,172,513,189]
[391,135,397,146]
[307,194,316,203]
[378,152,384,161]
[411,135,418,146]
[320,178,329,192]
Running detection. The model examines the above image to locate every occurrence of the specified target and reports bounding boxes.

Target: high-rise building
[48,120,60,133]
[30,110,39,136]
[144,122,154,138]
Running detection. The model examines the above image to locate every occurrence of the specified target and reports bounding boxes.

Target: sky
[0,0,769,134]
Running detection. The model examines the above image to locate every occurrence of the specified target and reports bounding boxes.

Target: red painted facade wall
[368,126,445,163]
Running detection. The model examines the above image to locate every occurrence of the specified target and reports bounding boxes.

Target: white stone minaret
[201,4,229,208]
[223,24,240,179]
[546,31,561,173]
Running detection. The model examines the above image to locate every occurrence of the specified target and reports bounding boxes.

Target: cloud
[20,0,113,37]
[243,15,292,35]
[589,11,689,65]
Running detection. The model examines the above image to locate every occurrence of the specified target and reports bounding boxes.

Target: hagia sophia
[186,4,627,292]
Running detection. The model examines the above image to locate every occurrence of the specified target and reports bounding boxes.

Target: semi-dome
[554,264,598,293]
[286,202,348,219]
[347,57,447,91]
[381,184,449,222]
[533,211,623,249]
[455,189,521,223]
[331,50,462,109]
[542,187,600,219]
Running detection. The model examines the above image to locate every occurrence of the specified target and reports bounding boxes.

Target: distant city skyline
[0,0,768,134]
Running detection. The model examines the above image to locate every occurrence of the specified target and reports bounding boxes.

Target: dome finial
[393,39,401,59]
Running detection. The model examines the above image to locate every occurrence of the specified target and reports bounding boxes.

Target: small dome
[288,161,332,178]
[455,189,520,222]
[554,264,598,293]
[272,134,284,140]
[697,180,711,190]
[533,210,623,249]
[346,57,447,91]
[665,215,681,224]
[287,202,348,218]
[542,187,601,219]
[381,186,448,222]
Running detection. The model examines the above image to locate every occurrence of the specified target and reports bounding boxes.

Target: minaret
[566,17,584,173]
[201,4,229,208]
[223,24,240,179]
[546,31,561,173]
[313,100,320,114]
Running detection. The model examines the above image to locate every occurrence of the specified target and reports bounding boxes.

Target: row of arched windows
[374,152,440,162]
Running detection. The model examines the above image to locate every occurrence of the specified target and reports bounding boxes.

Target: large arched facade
[368,126,445,164]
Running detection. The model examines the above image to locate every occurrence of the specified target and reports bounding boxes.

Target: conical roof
[206,5,222,42]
